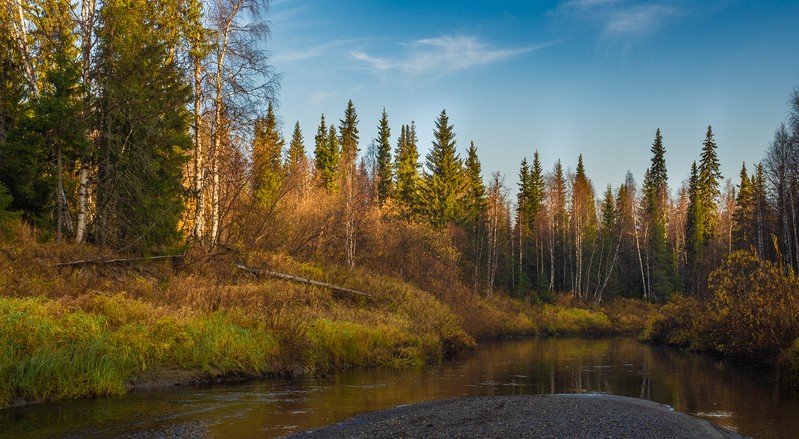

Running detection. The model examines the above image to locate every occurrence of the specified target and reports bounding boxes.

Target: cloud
[605,4,678,33]
[272,40,356,63]
[350,36,550,77]
[559,0,681,35]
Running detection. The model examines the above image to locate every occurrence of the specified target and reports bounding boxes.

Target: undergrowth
[0,234,648,407]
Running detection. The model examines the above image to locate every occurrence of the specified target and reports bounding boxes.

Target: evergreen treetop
[423,109,464,228]
[376,108,393,204]
[286,120,306,170]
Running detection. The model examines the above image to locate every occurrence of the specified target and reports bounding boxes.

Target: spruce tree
[752,163,770,258]
[286,121,306,171]
[463,141,487,224]
[339,99,359,176]
[698,125,722,239]
[732,162,753,251]
[517,158,531,230]
[643,128,668,222]
[529,151,545,221]
[327,124,340,188]
[94,0,192,250]
[641,128,675,300]
[375,108,393,204]
[423,109,464,228]
[251,101,284,206]
[685,161,704,293]
[394,122,421,217]
[314,114,338,189]
[571,154,597,300]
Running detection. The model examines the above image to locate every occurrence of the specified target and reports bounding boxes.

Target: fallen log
[57,254,183,267]
[234,263,374,299]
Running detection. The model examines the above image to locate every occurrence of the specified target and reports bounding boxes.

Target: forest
[2,0,799,405]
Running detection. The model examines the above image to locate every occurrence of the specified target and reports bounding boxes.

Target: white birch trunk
[192,56,206,241]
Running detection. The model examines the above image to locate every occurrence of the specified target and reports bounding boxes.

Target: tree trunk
[210,147,220,244]
[11,0,38,96]
[56,145,63,242]
[75,0,96,245]
[75,164,89,243]
[345,170,356,269]
[191,56,205,242]
[633,208,648,301]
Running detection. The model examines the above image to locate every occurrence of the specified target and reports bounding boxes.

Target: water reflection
[2,337,798,438]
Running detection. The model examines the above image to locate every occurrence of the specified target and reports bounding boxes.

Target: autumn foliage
[644,250,799,373]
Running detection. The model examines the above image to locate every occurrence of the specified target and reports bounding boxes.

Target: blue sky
[266,0,799,195]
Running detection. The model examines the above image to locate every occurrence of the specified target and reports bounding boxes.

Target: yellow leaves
[670,250,799,359]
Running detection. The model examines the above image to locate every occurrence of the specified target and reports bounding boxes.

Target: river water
[2,337,798,438]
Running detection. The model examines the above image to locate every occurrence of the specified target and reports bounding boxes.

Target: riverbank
[640,251,799,387]
[291,395,747,438]
[0,238,656,408]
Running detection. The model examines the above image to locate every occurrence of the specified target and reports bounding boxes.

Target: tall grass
[0,237,652,406]
[0,295,281,407]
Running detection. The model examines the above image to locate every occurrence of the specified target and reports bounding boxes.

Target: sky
[264,0,799,197]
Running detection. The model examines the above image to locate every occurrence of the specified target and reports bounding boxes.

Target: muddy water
[2,337,798,438]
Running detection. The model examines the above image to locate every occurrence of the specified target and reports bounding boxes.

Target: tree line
[1,0,277,250]
[2,1,798,303]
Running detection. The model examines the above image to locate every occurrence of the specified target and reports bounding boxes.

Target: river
[2,337,798,438]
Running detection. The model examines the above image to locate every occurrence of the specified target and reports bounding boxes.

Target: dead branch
[57,254,184,267]
[234,263,374,299]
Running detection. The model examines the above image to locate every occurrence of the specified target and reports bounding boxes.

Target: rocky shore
[290,394,748,438]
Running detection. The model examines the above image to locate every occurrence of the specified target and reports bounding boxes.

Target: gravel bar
[289,394,748,438]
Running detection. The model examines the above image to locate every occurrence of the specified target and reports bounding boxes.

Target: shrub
[641,293,703,347]
[540,304,612,335]
[702,251,799,358]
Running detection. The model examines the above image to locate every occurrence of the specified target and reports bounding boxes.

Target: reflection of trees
[266,338,797,437]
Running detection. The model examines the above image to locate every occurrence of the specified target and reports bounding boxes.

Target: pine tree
[592,184,620,303]
[0,0,85,238]
[529,151,545,222]
[549,160,568,292]
[394,122,420,217]
[94,0,192,250]
[423,109,464,228]
[685,161,704,293]
[571,154,596,300]
[698,125,722,239]
[463,141,487,224]
[375,108,393,204]
[286,121,306,171]
[643,128,668,223]
[641,128,676,300]
[251,101,284,207]
[517,158,531,230]
[462,141,488,294]
[752,163,770,258]
[732,162,754,251]
[339,99,359,175]
[314,114,338,189]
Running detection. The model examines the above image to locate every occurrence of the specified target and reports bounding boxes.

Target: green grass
[0,295,281,407]
[540,305,613,335]
[0,237,655,407]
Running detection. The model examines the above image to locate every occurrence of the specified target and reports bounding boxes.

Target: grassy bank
[0,237,649,407]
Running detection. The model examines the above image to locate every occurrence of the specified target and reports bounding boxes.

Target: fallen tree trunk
[234,263,374,299]
[57,255,184,267]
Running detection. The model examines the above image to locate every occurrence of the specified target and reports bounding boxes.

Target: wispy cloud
[272,40,356,63]
[350,36,551,77]
[559,0,681,35]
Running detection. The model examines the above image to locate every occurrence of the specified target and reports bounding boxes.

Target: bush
[540,304,612,335]
[777,338,799,387]
[703,251,799,358]
[641,293,703,347]
[0,182,21,240]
